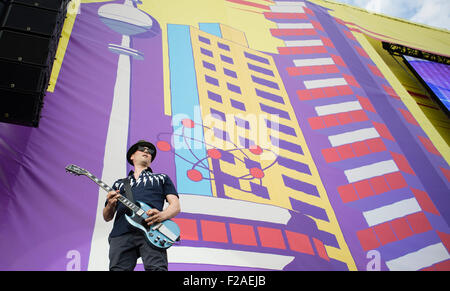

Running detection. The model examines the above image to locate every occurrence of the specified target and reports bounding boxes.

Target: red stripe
[226,0,270,10]
[418,135,441,156]
[257,227,286,249]
[285,231,314,255]
[357,228,380,251]
[373,223,397,246]
[234,7,263,14]
[441,167,450,183]
[338,171,408,203]
[264,12,307,19]
[271,28,317,36]
[321,138,388,163]
[278,46,327,55]
[405,212,433,234]
[411,188,440,216]
[390,151,415,175]
[287,65,339,76]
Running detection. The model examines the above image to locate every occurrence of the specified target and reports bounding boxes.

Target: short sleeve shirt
[107,168,178,238]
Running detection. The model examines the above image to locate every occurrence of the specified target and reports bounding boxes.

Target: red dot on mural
[156,140,171,152]
[250,167,264,179]
[187,169,203,182]
[207,149,222,159]
[249,145,263,155]
[182,119,195,128]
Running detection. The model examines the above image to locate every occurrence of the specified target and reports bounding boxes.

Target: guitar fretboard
[85,172,145,217]
[87,173,114,192]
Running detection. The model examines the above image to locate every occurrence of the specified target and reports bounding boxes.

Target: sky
[331,0,450,30]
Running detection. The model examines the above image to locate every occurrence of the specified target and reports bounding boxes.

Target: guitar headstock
[65,164,89,176]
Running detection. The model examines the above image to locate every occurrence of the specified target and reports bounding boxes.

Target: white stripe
[168,246,295,270]
[304,78,347,89]
[270,5,304,13]
[275,1,306,6]
[88,35,132,271]
[363,198,422,227]
[315,101,362,116]
[345,160,399,183]
[284,39,323,47]
[176,194,291,225]
[386,243,450,271]
[328,127,379,147]
[293,57,334,67]
[277,23,314,29]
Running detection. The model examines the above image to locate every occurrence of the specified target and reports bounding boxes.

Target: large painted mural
[0,0,449,271]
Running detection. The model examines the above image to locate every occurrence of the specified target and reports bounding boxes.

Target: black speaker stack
[0,0,70,127]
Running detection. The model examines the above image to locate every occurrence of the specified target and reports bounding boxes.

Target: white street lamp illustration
[88,0,160,270]
[99,0,154,60]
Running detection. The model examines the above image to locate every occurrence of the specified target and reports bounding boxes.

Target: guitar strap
[122,178,135,204]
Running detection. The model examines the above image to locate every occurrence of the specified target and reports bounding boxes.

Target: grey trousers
[108,231,168,271]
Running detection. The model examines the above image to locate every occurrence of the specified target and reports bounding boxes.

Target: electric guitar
[65,164,180,249]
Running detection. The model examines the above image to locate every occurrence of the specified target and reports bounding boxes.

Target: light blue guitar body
[124,200,181,249]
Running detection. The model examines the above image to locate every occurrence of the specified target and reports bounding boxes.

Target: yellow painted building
[179,23,357,270]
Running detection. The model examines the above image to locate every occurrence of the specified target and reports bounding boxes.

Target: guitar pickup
[151,223,162,231]
[136,209,145,217]
[157,224,179,242]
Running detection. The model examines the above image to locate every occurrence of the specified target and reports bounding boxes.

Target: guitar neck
[85,172,114,192]
[84,173,144,217]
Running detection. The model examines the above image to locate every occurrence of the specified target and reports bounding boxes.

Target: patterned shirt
[107,168,178,238]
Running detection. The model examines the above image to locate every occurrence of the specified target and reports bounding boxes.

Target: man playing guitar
[103,140,180,271]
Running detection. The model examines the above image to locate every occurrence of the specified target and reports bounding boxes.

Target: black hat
[127,140,157,165]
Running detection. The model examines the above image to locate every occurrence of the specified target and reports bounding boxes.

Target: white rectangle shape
[386,243,450,271]
[293,57,334,67]
[270,5,304,13]
[344,160,399,183]
[328,127,379,147]
[277,23,313,29]
[284,39,323,47]
[168,246,295,270]
[304,78,347,89]
[316,101,362,116]
[275,1,306,6]
[177,194,291,224]
[363,198,422,227]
